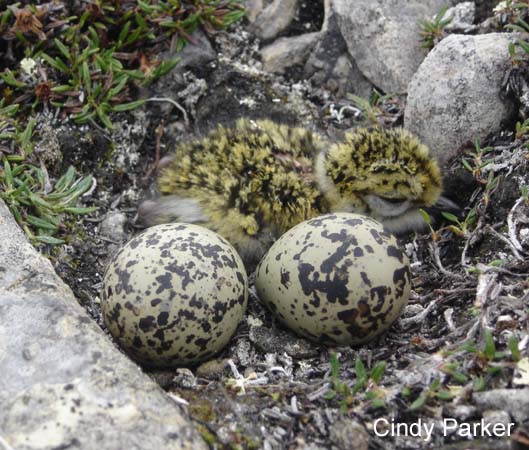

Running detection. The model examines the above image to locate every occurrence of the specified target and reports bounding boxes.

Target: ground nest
[4,1,529,449]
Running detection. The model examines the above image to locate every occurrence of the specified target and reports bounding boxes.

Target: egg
[254,213,411,345]
[100,223,248,367]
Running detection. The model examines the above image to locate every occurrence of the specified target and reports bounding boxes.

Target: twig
[146,97,189,126]
[429,241,464,280]
[307,382,333,401]
[474,263,529,278]
[444,307,456,332]
[433,288,475,295]
[143,120,165,180]
[460,216,486,268]
[475,271,499,307]
[485,225,525,261]
[465,317,481,341]
[399,298,439,329]
[442,318,480,351]
[507,196,526,253]
[88,118,113,141]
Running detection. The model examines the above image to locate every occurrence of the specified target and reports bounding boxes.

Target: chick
[137,119,443,266]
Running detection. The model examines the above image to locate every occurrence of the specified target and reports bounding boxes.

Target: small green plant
[419,209,442,241]
[463,330,521,364]
[347,90,397,126]
[441,208,477,238]
[1,159,96,245]
[418,6,452,50]
[408,332,521,410]
[0,102,96,245]
[461,140,494,183]
[508,335,521,362]
[325,354,387,412]
[409,378,454,411]
[504,2,529,64]
[0,1,246,244]
[450,331,520,382]
[515,117,529,138]
[324,353,354,412]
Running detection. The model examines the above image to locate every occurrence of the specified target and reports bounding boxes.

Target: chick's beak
[429,195,461,216]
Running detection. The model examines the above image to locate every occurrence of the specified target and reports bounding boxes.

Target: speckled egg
[101,223,248,367]
[255,213,411,345]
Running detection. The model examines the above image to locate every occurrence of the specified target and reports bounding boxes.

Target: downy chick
[137,119,443,266]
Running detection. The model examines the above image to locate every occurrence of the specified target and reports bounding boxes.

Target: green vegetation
[418,6,452,50]
[0,101,96,244]
[325,353,387,412]
[405,331,522,411]
[0,0,245,245]
[0,0,245,129]
[347,90,398,126]
[503,1,529,65]
[421,140,497,242]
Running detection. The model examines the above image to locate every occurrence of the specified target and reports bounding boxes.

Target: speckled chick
[137,119,442,266]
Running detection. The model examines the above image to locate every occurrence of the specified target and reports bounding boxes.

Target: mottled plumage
[137,119,443,266]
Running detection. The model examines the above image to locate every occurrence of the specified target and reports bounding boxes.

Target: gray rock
[99,210,128,243]
[98,210,129,263]
[144,29,214,116]
[482,409,514,429]
[329,419,369,450]
[444,2,478,33]
[0,200,207,450]
[249,0,299,41]
[443,404,478,421]
[332,0,451,93]
[260,32,321,74]
[249,326,319,359]
[304,0,372,98]
[176,28,216,71]
[473,388,529,423]
[404,33,516,166]
[245,0,264,23]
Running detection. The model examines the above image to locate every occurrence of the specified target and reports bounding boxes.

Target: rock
[99,210,128,243]
[245,0,264,22]
[443,404,478,421]
[444,2,478,33]
[329,419,369,450]
[332,0,451,93]
[473,388,529,423]
[475,0,499,22]
[233,337,252,367]
[0,200,207,450]
[404,33,516,166]
[144,29,215,115]
[260,32,321,74]
[248,0,299,41]
[195,358,230,379]
[98,210,129,263]
[304,0,372,97]
[249,326,319,359]
[175,29,216,72]
[482,410,514,430]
